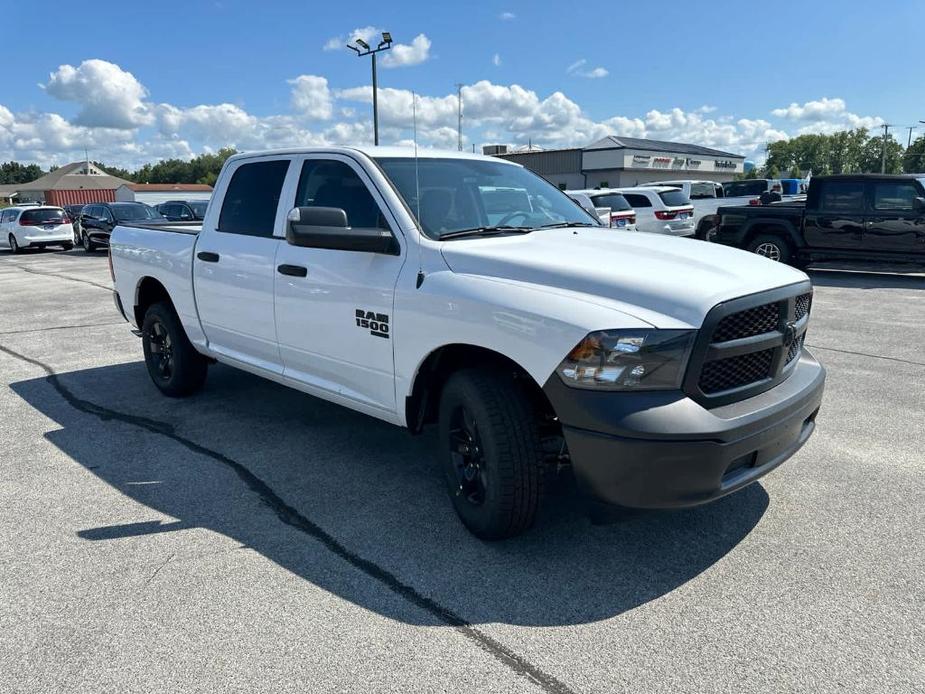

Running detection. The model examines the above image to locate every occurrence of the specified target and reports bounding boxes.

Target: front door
[803,179,865,251]
[193,157,291,373]
[864,179,925,255]
[273,155,405,413]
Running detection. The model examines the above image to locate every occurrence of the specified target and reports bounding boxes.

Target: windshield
[375,157,599,239]
[21,208,67,224]
[590,193,632,211]
[723,180,768,197]
[112,204,161,221]
[658,190,692,207]
[190,201,209,217]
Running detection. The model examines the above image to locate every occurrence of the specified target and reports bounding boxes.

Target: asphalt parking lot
[0,249,922,694]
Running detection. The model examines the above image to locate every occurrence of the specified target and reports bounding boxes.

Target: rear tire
[141,302,208,397]
[438,369,544,540]
[8,234,20,254]
[747,234,792,264]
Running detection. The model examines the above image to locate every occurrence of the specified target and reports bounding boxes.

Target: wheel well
[134,277,173,327]
[405,344,558,434]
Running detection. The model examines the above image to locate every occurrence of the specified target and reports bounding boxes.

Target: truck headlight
[556,330,695,390]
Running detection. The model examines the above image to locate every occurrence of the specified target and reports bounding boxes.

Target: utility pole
[881,124,892,173]
[455,83,464,151]
[907,126,916,148]
[347,32,393,146]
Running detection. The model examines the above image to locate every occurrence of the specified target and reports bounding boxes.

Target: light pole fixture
[347,32,393,146]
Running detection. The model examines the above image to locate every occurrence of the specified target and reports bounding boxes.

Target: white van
[1,206,75,253]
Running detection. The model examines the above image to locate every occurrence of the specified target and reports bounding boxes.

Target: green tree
[859,135,903,174]
[903,135,925,173]
[0,161,45,184]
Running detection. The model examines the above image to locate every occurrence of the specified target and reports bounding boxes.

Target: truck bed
[118,221,203,235]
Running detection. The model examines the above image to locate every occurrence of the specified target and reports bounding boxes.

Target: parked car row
[0,199,210,253]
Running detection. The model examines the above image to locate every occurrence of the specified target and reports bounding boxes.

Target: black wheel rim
[448,406,487,506]
[147,320,174,381]
[83,234,90,250]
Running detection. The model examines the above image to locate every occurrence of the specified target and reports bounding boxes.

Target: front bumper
[543,350,825,509]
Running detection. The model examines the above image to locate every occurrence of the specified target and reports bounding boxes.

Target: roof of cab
[224,146,522,166]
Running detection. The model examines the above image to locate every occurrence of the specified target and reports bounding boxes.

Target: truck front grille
[684,284,814,407]
[700,349,775,394]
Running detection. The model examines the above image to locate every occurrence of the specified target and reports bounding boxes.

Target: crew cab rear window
[872,182,918,210]
[689,182,719,199]
[819,182,864,212]
[658,190,691,207]
[590,193,632,211]
[20,208,67,224]
[622,193,652,208]
[218,159,290,236]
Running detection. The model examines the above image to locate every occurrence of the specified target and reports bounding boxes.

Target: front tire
[9,234,20,254]
[141,302,208,397]
[61,242,74,251]
[747,233,792,264]
[82,232,96,252]
[438,369,544,540]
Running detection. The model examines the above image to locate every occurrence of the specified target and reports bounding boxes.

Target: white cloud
[492,53,502,67]
[323,25,382,51]
[0,56,889,172]
[323,28,431,69]
[381,34,431,68]
[772,97,847,121]
[566,58,608,79]
[499,11,515,20]
[43,59,152,129]
[288,75,333,120]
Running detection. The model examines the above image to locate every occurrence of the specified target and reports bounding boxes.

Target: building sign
[653,157,672,169]
[714,160,738,170]
[632,154,651,165]
[687,158,702,169]
[672,157,686,168]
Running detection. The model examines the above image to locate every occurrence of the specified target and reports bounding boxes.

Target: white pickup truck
[110,147,825,539]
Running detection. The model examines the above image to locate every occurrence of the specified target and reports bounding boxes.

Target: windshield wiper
[533,221,598,230]
[438,225,532,240]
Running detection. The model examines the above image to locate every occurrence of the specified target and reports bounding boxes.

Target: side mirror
[914,197,925,212]
[286,207,397,254]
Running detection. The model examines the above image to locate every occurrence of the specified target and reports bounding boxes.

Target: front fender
[393,271,654,399]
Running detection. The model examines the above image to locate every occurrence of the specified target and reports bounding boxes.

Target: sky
[2,0,923,170]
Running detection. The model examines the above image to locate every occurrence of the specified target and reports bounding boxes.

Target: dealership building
[491,136,747,190]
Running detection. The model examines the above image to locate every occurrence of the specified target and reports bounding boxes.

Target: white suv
[1,206,75,253]
[568,189,638,231]
[616,187,694,236]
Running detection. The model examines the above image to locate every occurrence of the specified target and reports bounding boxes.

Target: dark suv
[713,174,925,265]
[156,199,208,222]
[79,202,168,251]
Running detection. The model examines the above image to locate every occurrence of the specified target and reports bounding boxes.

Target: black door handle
[197,251,220,263]
[278,264,308,277]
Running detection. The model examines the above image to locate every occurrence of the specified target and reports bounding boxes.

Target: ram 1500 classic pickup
[713,174,925,265]
[110,147,825,539]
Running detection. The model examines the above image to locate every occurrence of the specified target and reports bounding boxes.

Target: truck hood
[439,227,808,328]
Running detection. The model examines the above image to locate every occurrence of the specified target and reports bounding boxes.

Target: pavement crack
[0,342,577,694]
[806,343,925,367]
[16,265,112,292]
[0,321,123,336]
[144,553,175,588]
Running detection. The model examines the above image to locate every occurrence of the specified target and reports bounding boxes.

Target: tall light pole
[348,32,393,146]
[880,124,892,173]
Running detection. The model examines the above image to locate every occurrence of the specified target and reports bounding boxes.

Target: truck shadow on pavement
[808,268,925,290]
[11,360,769,627]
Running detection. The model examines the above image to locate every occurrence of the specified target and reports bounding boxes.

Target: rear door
[864,179,925,255]
[273,154,404,413]
[193,157,291,373]
[803,180,865,250]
